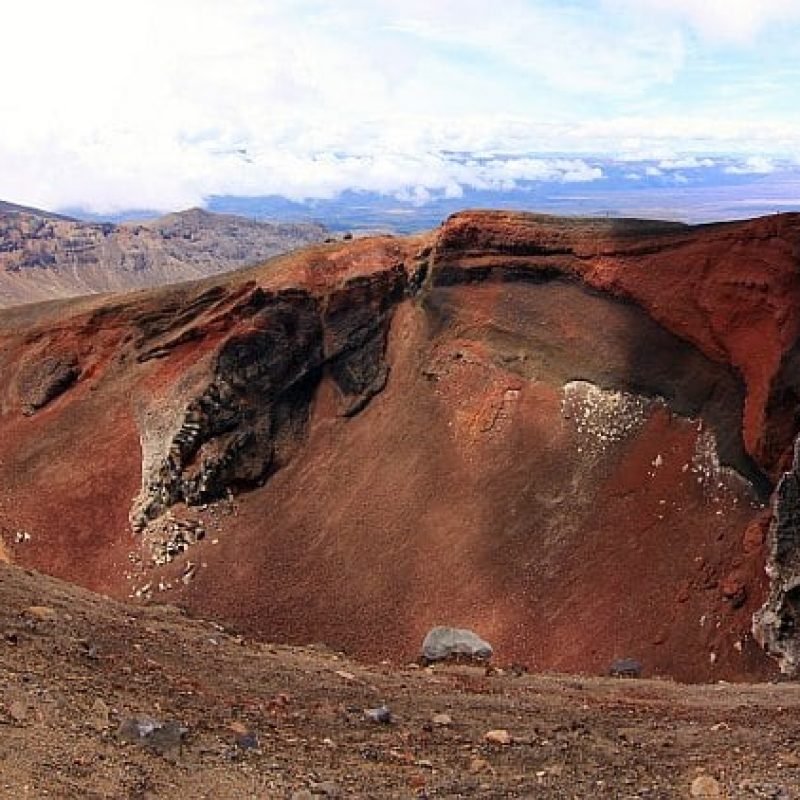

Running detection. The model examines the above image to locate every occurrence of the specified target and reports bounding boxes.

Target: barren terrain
[1,563,799,799]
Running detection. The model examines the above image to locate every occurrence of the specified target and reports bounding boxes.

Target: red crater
[2,211,800,683]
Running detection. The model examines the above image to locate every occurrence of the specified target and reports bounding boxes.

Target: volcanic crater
[3,210,800,684]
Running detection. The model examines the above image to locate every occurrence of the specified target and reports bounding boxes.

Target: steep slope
[1,210,800,683]
[0,205,327,307]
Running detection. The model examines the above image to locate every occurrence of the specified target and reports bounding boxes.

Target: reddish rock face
[2,211,800,683]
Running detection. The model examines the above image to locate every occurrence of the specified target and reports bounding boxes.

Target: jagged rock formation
[0,204,327,307]
[1,210,800,683]
[16,352,80,415]
[754,438,800,673]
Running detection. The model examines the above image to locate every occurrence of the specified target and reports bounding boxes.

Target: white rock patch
[561,380,650,458]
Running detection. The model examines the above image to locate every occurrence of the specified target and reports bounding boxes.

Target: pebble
[484,729,512,745]
[432,712,453,727]
[23,605,56,621]
[117,715,188,757]
[89,698,111,731]
[365,705,392,724]
[229,721,259,751]
[7,698,28,723]
[690,775,724,798]
[469,756,493,774]
[309,781,341,797]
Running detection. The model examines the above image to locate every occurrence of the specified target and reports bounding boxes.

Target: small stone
[229,722,259,751]
[309,780,340,797]
[117,715,158,742]
[89,698,111,731]
[690,775,724,798]
[7,698,28,723]
[432,713,453,727]
[609,658,642,678]
[365,705,392,724]
[181,564,196,585]
[469,756,493,774]
[335,670,355,682]
[23,605,56,621]
[484,729,512,745]
[79,641,100,660]
[117,715,187,757]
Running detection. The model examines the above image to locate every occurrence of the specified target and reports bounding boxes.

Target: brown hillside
[0,205,327,307]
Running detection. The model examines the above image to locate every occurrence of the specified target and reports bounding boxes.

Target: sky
[2,0,800,214]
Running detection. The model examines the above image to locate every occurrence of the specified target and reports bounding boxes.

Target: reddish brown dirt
[1,213,799,685]
[2,563,800,799]
[435,211,800,474]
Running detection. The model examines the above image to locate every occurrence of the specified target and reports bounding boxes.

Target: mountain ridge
[0,202,327,308]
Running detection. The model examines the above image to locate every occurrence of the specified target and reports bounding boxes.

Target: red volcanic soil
[2,211,800,684]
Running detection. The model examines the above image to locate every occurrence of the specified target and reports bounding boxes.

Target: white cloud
[0,1,797,213]
[607,0,800,44]
[724,156,777,174]
[376,0,685,96]
[657,157,715,170]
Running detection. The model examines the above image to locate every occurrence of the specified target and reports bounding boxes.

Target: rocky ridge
[0,205,327,307]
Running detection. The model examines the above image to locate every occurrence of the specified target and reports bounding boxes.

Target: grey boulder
[421,626,493,663]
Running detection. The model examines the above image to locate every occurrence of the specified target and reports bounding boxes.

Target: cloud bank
[0,1,798,212]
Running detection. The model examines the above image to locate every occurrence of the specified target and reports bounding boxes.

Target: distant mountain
[0,200,75,221]
[0,204,327,307]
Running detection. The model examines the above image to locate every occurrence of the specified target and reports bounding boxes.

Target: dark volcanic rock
[754,439,800,674]
[17,353,80,414]
[609,658,643,678]
[132,268,407,530]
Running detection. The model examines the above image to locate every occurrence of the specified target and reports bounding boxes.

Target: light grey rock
[364,705,392,724]
[421,626,493,663]
[116,715,187,757]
